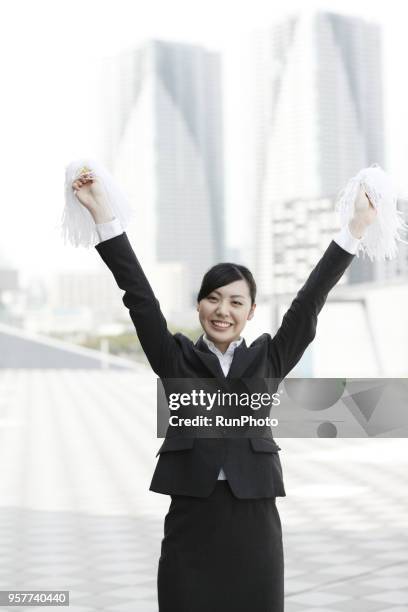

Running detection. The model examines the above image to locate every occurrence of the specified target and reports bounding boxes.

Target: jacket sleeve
[95,232,180,377]
[268,240,355,380]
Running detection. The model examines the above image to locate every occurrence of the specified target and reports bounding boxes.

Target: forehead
[211,279,250,298]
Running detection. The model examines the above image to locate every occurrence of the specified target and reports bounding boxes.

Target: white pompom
[61,158,135,248]
[335,164,408,261]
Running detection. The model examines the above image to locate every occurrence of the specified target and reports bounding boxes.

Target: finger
[81,171,93,180]
[365,193,375,208]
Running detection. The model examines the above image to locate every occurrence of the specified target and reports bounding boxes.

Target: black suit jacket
[95,232,354,499]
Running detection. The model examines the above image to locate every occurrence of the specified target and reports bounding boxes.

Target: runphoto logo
[168,389,281,411]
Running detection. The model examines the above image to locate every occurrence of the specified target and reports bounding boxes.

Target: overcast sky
[1,0,408,280]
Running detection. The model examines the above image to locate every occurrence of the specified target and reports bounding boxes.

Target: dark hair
[197,262,257,305]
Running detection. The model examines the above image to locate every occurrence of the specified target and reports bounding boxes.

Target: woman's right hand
[72,168,105,212]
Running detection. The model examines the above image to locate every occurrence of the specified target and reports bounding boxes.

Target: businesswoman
[72,169,376,612]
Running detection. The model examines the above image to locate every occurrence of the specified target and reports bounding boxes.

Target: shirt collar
[202,333,244,356]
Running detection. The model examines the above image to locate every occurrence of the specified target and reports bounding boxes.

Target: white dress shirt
[201,333,244,480]
[95,217,361,481]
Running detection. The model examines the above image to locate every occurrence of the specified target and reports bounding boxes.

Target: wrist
[90,205,114,224]
[349,217,367,239]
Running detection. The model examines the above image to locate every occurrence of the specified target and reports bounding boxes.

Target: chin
[205,324,238,340]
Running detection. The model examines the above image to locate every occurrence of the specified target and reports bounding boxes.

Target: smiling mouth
[210,320,233,330]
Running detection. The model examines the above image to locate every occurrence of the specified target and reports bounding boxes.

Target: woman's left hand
[349,186,377,238]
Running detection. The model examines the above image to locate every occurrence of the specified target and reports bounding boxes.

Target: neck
[204,333,241,354]
[214,341,229,354]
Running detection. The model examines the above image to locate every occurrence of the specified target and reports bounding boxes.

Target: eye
[232,300,243,306]
[207,295,217,302]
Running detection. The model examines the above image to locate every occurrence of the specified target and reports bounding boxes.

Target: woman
[72,169,376,612]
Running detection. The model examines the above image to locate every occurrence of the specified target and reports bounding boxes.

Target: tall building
[250,10,386,296]
[101,40,225,304]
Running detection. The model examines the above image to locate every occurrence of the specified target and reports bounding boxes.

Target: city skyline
[1,0,408,284]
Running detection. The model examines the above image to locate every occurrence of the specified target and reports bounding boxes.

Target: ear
[247,303,256,321]
[196,302,200,312]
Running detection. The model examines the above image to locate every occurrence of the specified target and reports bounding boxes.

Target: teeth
[212,321,231,328]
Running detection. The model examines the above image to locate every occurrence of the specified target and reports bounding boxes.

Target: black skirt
[157,480,284,612]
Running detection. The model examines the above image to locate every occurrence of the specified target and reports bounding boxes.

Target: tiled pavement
[0,369,407,611]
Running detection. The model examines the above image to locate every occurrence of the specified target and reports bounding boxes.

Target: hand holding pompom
[349,186,378,239]
[336,165,408,260]
[61,159,135,248]
[72,167,103,211]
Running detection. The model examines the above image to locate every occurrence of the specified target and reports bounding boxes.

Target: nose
[215,300,229,318]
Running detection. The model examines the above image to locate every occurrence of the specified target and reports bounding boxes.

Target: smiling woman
[196,262,257,354]
[67,161,379,612]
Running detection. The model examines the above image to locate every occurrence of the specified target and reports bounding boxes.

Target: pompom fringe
[61,158,135,248]
[335,164,408,261]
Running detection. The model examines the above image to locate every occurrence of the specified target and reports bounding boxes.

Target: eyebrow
[212,290,247,299]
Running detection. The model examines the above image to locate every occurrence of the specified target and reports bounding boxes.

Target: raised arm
[268,189,377,380]
[268,236,354,380]
[71,169,179,377]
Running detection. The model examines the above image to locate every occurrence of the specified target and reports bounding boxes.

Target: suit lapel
[194,335,225,379]
[226,340,264,379]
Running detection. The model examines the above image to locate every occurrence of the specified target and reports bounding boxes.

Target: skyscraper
[101,40,224,303]
[250,11,385,296]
